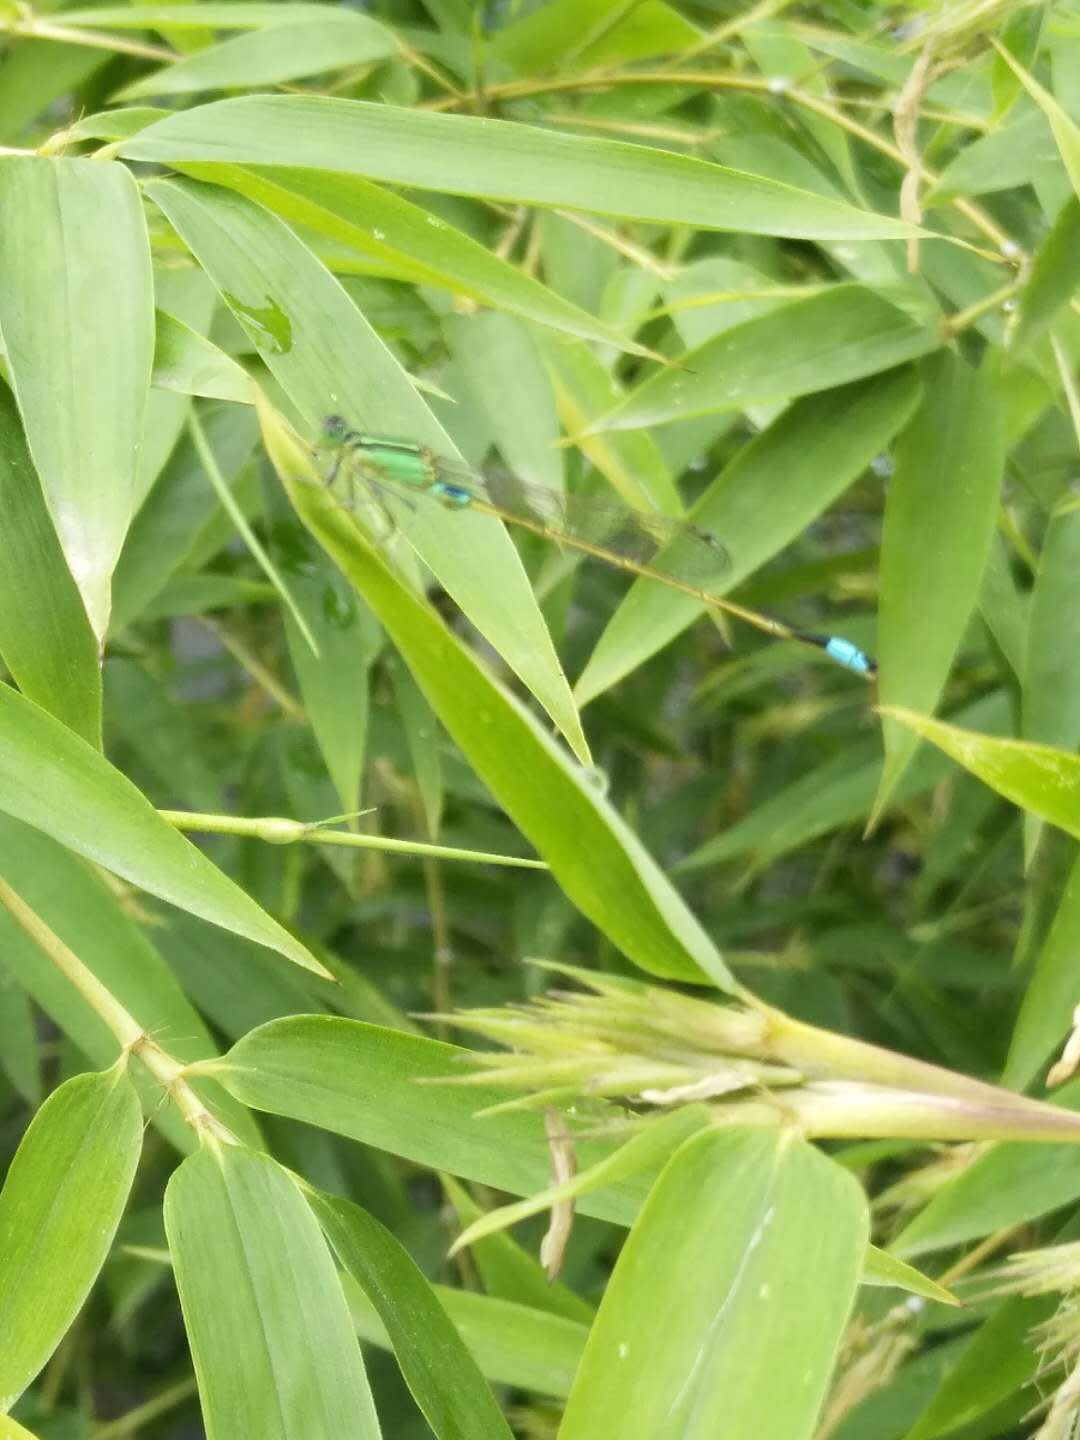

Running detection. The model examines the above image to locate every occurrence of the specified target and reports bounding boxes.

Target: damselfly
[317,415,877,680]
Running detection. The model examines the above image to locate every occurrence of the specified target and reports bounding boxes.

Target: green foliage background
[0,0,1078,1435]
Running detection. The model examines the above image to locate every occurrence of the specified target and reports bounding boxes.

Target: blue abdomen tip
[825,636,874,675]
[433,481,472,506]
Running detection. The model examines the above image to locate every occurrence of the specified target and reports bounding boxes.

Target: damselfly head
[321,414,348,445]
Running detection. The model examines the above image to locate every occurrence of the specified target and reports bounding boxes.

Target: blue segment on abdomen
[432,481,472,508]
[825,636,872,674]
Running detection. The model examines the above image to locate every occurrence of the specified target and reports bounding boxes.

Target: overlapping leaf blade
[0,157,153,639]
[121,96,922,240]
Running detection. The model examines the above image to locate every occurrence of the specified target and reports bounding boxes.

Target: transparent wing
[431,458,732,594]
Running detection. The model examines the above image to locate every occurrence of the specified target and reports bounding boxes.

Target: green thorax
[348,435,437,490]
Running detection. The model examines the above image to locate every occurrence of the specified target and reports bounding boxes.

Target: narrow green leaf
[492,0,699,72]
[0,42,104,148]
[559,1128,867,1439]
[120,96,923,240]
[0,1413,39,1438]
[214,1015,655,1225]
[874,354,1004,814]
[137,268,217,507]
[862,1247,959,1306]
[538,330,682,514]
[112,404,259,630]
[107,655,221,811]
[930,107,1057,200]
[140,574,275,622]
[117,13,395,98]
[165,1145,380,1439]
[177,165,660,356]
[153,310,255,403]
[0,386,101,746]
[595,286,938,431]
[446,313,563,493]
[1004,853,1080,1089]
[991,4,1046,120]
[188,410,320,656]
[978,530,1028,679]
[0,1067,142,1409]
[881,704,1080,840]
[742,26,859,197]
[63,105,169,143]
[157,914,340,1043]
[892,1082,1080,1258]
[679,692,1010,870]
[278,528,376,817]
[147,176,590,765]
[345,1278,587,1399]
[1011,195,1080,352]
[310,1191,515,1440]
[385,652,443,837]
[64,3,348,27]
[1022,503,1080,753]
[662,256,794,346]
[0,959,39,1105]
[994,42,1080,196]
[575,367,921,703]
[276,442,730,986]
[0,157,153,638]
[0,811,260,1152]
[1021,501,1080,860]
[440,1175,593,1326]
[452,1107,709,1253]
[902,1286,1056,1440]
[0,681,324,975]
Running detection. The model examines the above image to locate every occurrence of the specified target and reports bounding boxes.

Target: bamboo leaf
[345,1279,588,1399]
[310,1190,515,1440]
[116,12,395,98]
[593,287,938,432]
[892,1081,1080,1257]
[575,367,921,702]
[491,0,700,71]
[902,1288,1054,1440]
[874,354,1004,815]
[64,3,360,27]
[0,1414,40,1439]
[450,1107,709,1254]
[268,412,730,987]
[1005,853,1080,1089]
[559,1128,868,1438]
[0,681,324,975]
[993,42,1080,197]
[152,310,255,403]
[121,96,923,240]
[214,1015,656,1224]
[881,704,1080,840]
[0,157,154,638]
[862,1246,958,1305]
[0,811,260,1152]
[146,175,591,765]
[1010,195,1080,352]
[1022,503,1080,757]
[0,1068,142,1409]
[680,692,1011,870]
[186,164,653,354]
[112,403,259,630]
[0,387,101,746]
[165,1145,380,1439]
